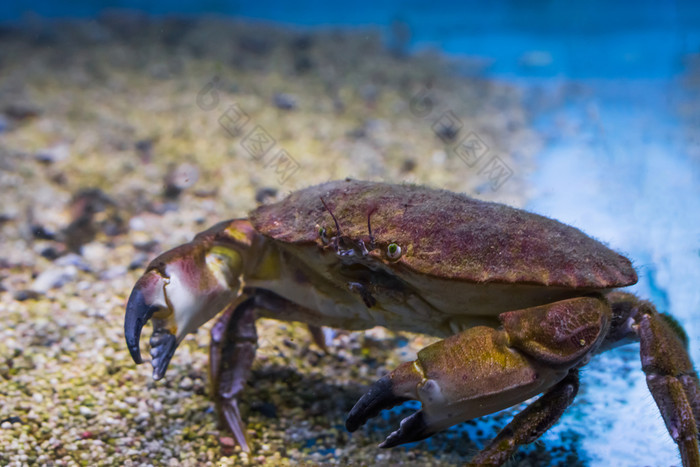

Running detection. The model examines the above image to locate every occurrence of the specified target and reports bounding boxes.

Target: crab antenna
[320,196,344,252]
[366,206,378,249]
[320,197,342,236]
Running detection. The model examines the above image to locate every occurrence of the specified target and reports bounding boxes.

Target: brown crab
[124,179,699,465]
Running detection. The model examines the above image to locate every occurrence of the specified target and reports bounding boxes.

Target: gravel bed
[0,13,559,466]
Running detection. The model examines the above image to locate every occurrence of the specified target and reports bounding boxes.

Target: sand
[0,12,567,466]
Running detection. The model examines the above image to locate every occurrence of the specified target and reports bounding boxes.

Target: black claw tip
[150,332,177,380]
[124,287,158,365]
[346,375,409,432]
[379,410,432,448]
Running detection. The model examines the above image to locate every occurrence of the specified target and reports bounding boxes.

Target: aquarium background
[1,1,699,466]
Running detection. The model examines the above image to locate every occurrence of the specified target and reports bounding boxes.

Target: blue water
[6,1,700,78]
[6,1,699,465]
[524,75,700,466]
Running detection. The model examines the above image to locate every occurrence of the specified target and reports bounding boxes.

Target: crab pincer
[347,320,570,449]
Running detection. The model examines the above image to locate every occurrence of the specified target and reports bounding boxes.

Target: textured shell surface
[250,180,637,288]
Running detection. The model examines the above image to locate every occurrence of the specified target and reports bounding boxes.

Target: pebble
[99,265,127,280]
[273,93,298,110]
[54,252,92,271]
[128,252,150,270]
[164,163,199,199]
[134,139,154,161]
[219,436,235,447]
[179,377,193,390]
[31,265,78,293]
[3,100,41,120]
[14,290,42,301]
[82,242,111,267]
[40,246,62,260]
[128,216,147,232]
[31,224,57,240]
[35,143,71,164]
[255,187,278,204]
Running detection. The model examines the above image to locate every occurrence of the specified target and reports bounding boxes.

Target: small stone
[31,266,78,293]
[99,265,127,280]
[401,158,417,173]
[273,93,298,110]
[54,253,91,271]
[128,252,149,270]
[82,242,111,265]
[31,224,56,240]
[164,163,199,199]
[255,187,277,204]
[35,143,70,164]
[133,238,159,252]
[32,393,43,403]
[135,139,154,161]
[179,377,193,390]
[4,101,41,120]
[79,406,93,417]
[40,246,62,260]
[14,290,42,301]
[219,436,235,447]
[128,216,146,232]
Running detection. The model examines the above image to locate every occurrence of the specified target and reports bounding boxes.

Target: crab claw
[346,364,430,445]
[125,267,184,380]
[124,234,244,380]
[125,270,168,365]
[347,326,566,448]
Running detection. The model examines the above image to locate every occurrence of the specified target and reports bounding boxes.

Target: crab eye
[318,226,329,244]
[386,243,402,260]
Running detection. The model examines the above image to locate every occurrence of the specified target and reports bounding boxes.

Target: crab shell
[250,179,637,288]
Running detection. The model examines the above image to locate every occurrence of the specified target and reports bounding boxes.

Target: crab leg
[208,288,333,451]
[347,296,610,452]
[307,324,330,353]
[607,292,700,467]
[209,296,258,453]
[467,369,580,466]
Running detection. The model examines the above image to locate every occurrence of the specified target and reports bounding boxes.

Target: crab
[125,179,699,465]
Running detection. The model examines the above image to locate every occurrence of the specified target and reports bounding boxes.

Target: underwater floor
[0,12,698,466]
